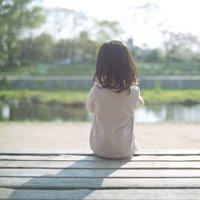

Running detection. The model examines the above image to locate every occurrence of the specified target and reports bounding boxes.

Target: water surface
[1,103,200,123]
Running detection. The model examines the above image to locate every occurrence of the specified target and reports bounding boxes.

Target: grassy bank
[141,89,200,104]
[0,90,89,106]
[1,60,200,76]
[0,89,200,106]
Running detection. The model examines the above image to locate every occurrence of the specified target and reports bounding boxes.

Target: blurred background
[0,0,200,123]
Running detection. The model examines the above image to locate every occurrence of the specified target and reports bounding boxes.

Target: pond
[0,103,200,123]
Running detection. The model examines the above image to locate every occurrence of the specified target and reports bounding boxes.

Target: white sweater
[86,84,144,159]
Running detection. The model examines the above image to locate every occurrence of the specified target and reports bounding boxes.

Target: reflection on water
[0,104,88,122]
[135,104,200,123]
[0,103,200,123]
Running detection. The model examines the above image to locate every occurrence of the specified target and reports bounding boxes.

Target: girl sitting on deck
[86,40,144,159]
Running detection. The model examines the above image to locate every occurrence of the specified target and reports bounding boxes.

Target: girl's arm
[135,88,145,110]
[85,86,95,114]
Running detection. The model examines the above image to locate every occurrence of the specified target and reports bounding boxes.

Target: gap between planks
[1,149,200,156]
[1,169,200,178]
[0,155,200,162]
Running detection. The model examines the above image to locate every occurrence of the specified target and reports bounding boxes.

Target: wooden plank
[1,177,200,189]
[0,155,200,161]
[0,160,199,169]
[0,149,94,156]
[0,168,200,178]
[0,188,200,200]
[0,150,199,200]
[135,149,200,155]
[1,149,200,155]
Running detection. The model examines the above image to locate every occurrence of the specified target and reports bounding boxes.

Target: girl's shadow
[7,156,130,199]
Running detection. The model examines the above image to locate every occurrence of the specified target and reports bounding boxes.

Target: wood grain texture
[1,160,200,169]
[1,169,200,178]
[1,188,200,200]
[0,149,199,200]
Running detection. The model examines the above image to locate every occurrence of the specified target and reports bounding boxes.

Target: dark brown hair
[93,40,138,93]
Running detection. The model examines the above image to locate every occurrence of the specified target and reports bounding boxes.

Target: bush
[0,77,10,90]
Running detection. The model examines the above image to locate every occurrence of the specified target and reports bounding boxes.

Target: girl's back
[86,40,144,159]
[86,84,144,159]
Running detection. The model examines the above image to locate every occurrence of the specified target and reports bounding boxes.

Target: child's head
[93,40,138,92]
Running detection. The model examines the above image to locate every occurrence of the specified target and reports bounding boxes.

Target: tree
[92,20,124,44]
[53,39,72,61]
[71,31,97,63]
[0,0,46,67]
[20,33,55,65]
[143,48,161,62]
[47,7,87,39]
[162,30,200,63]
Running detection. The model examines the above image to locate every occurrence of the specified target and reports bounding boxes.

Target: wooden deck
[0,149,199,200]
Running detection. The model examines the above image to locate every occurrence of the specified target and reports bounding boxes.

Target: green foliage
[37,63,95,76]
[0,77,10,90]
[0,59,199,76]
[0,89,200,105]
[65,31,97,64]
[0,1,199,75]
[161,31,200,61]
[20,33,55,64]
[141,89,200,104]
[0,0,46,67]
[0,89,89,104]
[143,49,161,62]
[94,20,124,43]
[136,60,200,75]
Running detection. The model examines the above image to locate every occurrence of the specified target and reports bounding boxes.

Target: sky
[42,0,200,48]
